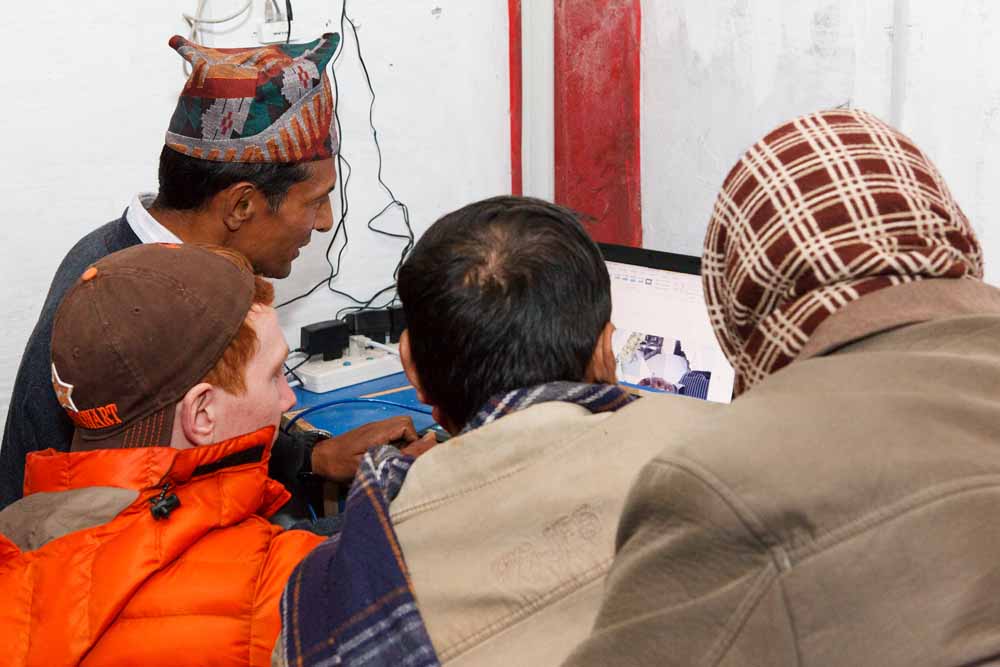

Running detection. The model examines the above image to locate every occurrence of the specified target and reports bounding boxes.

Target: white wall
[641,0,1000,285]
[7,1,1000,433]
[0,0,511,430]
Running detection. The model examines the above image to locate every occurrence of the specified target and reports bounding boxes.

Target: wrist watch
[297,429,331,479]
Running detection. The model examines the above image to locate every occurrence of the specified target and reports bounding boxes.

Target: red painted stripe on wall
[508,0,523,196]
[554,0,642,246]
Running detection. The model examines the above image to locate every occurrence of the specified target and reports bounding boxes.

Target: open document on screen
[607,260,735,403]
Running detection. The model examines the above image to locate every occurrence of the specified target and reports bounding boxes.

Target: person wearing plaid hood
[563,109,1000,667]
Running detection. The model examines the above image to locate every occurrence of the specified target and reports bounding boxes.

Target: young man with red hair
[0,243,423,665]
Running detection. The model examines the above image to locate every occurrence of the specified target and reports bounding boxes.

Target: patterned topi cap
[165,33,340,163]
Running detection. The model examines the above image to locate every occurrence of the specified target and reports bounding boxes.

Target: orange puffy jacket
[0,426,323,666]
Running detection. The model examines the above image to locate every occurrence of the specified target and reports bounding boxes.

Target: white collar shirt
[125,193,183,245]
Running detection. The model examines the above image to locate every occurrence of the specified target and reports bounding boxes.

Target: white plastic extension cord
[296,348,403,393]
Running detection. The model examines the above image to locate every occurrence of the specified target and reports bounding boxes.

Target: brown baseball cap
[50,243,255,450]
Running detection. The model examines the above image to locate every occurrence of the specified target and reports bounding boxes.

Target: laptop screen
[600,244,734,403]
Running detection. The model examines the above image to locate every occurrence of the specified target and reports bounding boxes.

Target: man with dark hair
[275,196,719,666]
[0,34,411,509]
[397,196,617,432]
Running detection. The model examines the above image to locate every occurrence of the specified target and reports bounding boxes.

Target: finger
[328,432,375,456]
[402,432,438,458]
[386,416,418,443]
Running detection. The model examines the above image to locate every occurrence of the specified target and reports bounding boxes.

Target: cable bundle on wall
[278,0,415,317]
[179,1,412,314]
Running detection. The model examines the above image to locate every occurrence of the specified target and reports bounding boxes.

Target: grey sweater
[1,215,319,519]
[0,215,140,507]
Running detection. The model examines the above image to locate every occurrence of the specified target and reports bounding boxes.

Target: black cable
[284,348,309,380]
[284,0,293,43]
[284,353,311,385]
[276,0,414,314]
[286,367,303,386]
[344,10,415,286]
[335,283,397,320]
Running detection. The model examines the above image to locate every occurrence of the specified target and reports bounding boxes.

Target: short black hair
[153,145,311,212]
[398,196,611,429]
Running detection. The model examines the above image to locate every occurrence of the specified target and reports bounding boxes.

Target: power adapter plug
[300,319,350,361]
[344,307,408,344]
[388,306,406,343]
[345,310,392,343]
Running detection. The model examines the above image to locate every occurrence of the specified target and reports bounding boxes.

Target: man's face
[213,305,296,444]
[238,158,336,279]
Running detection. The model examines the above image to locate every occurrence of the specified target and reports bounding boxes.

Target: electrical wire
[283,348,309,385]
[181,0,253,75]
[357,336,399,356]
[284,352,311,378]
[277,14,360,310]
[176,1,409,311]
[276,0,414,317]
[182,0,252,26]
[282,398,433,434]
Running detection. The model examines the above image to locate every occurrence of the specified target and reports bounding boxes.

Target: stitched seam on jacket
[392,413,611,521]
[788,474,1000,564]
[778,574,803,667]
[392,461,534,522]
[87,531,97,645]
[635,459,789,666]
[438,556,613,660]
[649,458,791,572]
[22,559,35,665]
[705,565,779,667]
[248,520,271,667]
[113,612,246,620]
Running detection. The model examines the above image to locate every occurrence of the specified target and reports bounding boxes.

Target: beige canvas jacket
[390,392,722,666]
[564,279,1000,667]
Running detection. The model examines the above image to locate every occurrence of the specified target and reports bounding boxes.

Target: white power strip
[296,349,404,393]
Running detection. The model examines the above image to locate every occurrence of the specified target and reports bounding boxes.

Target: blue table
[289,372,437,436]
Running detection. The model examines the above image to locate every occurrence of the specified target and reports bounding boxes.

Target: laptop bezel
[597,243,702,277]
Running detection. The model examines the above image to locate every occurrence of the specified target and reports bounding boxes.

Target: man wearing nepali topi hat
[0,34,427,511]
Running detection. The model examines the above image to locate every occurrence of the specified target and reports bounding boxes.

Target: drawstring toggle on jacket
[149,481,180,520]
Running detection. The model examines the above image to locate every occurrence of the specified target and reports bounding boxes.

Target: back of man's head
[51,243,278,451]
[397,196,611,430]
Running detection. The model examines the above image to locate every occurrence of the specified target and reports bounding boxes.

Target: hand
[400,431,439,459]
[310,416,421,482]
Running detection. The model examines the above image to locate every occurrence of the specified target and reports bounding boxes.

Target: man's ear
[400,329,460,435]
[176,382,219,447]
[585,322,617,384]
[218,182,259,232]
[399,330,428,404]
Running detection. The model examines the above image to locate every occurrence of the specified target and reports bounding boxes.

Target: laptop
[600,243,734,403]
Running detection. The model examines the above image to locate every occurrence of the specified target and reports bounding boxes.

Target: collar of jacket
[22,426,289,517]
[798,278,1000,362]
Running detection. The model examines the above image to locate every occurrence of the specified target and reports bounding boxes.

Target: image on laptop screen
[600,244,735,403]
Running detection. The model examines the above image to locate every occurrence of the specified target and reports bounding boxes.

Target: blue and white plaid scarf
[276,382,636,666]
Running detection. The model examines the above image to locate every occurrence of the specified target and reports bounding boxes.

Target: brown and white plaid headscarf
[703,109,983,395]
